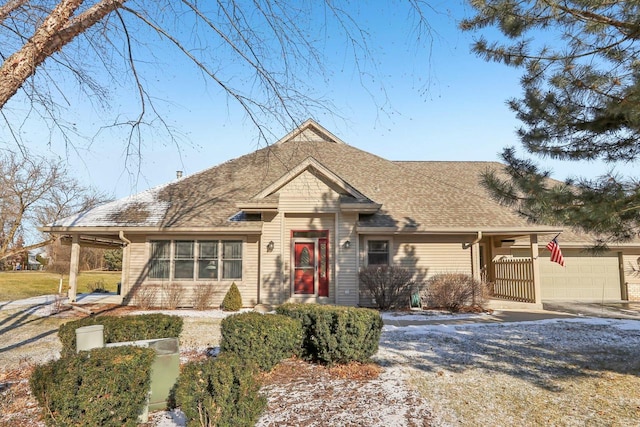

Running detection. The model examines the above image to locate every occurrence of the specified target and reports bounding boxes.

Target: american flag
[546,237,565,267]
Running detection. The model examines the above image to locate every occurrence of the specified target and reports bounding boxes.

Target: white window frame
[147,238,244,282]
[364,237,392,266]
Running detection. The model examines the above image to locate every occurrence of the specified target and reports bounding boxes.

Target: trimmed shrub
[422,273,488,312]
[30,346,155,427]
[172,353,266,427]
[220,312,303,372]
[58,313,183,357]
[276,304,383,365]
[221,282,242,311]
[358,265,415,310]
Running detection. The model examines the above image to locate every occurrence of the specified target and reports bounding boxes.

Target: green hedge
[58,313,183,357]
[172,353,266,427]
[276,303,383,365]
[30,346,155,427]
[220,311,303,372]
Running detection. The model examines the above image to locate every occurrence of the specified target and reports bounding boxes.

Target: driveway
[383,301,640,328]
[543,301,640,320]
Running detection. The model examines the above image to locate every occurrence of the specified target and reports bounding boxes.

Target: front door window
[294,242,315,294]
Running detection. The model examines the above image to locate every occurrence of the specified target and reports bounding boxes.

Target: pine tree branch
[544,0,640,37]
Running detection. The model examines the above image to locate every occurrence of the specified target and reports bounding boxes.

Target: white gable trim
[274,119,346,146]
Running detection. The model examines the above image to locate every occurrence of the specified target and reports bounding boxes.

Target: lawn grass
[0,271,121,301]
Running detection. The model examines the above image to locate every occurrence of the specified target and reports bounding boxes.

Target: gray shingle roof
[44,120,574,234]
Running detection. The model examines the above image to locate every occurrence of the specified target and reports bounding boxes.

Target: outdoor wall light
[266,240,275,252]
[343,240,351,249]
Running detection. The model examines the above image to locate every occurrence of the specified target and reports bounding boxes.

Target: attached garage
[539,250,623,301]
[510,248,624,301]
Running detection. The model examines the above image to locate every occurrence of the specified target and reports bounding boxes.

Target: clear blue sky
[8,1,638,200]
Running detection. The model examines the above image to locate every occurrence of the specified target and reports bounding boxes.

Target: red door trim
[290,230,330,298]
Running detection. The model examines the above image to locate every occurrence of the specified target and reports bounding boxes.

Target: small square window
[368,240,389,266]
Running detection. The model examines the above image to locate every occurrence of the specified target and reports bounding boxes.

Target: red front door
[292,232,330,297]
[294,242,315,294]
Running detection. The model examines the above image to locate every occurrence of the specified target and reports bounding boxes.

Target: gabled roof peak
[253,156,368,202]
[274,119,346,145]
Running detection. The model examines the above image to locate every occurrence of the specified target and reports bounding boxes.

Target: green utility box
[146,338,180,411]
[105,337,180,417]
[75,323,181,420]
[75,324,104,352]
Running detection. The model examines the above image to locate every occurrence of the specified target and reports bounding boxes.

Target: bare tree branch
[0,237,57,262]
[0,1,437,173]
[0,0,28,25]
[0,149,108,265]
[0,0,126,107]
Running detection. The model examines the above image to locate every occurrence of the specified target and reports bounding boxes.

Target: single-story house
[27,250,44,270]
[41,120,640,307]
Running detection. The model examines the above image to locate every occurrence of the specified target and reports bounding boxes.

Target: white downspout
[463,231,483,249]
[119,230,131,245]
[464,231,483,283]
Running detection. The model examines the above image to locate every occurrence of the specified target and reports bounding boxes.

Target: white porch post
[68,235,80,302]
[530,234,542,307]
[355,231,360,306]
[471,242,481,282]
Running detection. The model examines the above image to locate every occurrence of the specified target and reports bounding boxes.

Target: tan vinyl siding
[124,235,149,304]
[335,212,358,306]
[393,236,472,282]
[290,127,334,143]
[241,235,259,305]
[277,170,341,213]
[359,235,472,306]
[260,211,286,305]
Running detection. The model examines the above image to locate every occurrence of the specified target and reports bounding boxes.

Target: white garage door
[539,250,621,300]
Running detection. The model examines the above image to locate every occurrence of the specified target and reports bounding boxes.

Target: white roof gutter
[462,231,483,249]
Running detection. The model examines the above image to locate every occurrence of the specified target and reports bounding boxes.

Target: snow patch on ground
[151,314,640,426]
[381,311,488,322]
[4,297,638,426]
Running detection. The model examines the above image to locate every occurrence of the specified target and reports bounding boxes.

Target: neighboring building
[27,250,44,270]
[41,120,640,307]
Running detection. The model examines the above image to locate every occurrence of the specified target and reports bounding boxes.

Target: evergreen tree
[221,283,243,312]
[103,249,123,271]
[462,0,640,244]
